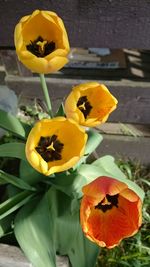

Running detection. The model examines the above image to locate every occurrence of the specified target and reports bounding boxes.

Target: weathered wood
[0,1,150,48]
[0,244,70,267]
[97,123,150,137]
[5,76,150,124]
[1,49,150,80]
[0,50,32,77]
[96,134,150,165]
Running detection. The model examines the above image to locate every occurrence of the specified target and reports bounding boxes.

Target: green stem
[39,74,53,117]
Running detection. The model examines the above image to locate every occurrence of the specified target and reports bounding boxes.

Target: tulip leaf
[78,164,106,184]
[0,109,27,139]
[93,155,145,201]
[19,160,46,185]
[55,103,65,117]
[74,129,103,169]
[52,189,80,255]
[0,142,26,161]
[0,170,36,191]
[0,214,14,238]
[49,171,87,198]
[14,192,56,267]
[85,129,103,157]
[68,224,100,267]
[0,190,34,220]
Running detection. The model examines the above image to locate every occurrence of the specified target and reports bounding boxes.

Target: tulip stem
[39,74,53,117]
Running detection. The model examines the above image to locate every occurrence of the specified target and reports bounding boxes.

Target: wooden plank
[0,1,150,48]
[97,123,150,137]
[96,134,150,165]
[2,49,150,80]
[5,76,150,124]
[0,50,32,77]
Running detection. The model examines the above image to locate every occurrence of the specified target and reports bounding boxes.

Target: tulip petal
[14,10,70,73]
[80,176,142,248]
[82,176,127,199]
[81,196,142,248]
[25,118,87,176]
[47,56,68,73]
[65,82,118,127]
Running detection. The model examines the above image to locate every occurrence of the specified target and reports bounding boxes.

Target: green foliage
[14,193,56,267]
[0,142,26,161]
[0,170,36,191]
[0,190,35,220]
[0,104,149,267]
[68,225,99,267]
[73,129,103,169]
[0,109,28,139]
[55,103,65,117]
[14,187,99,267]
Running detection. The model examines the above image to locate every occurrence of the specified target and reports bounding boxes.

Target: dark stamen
[95,194,119,212]
[35,135,64,162]
[26,36,55,57]
[77,95,92,119]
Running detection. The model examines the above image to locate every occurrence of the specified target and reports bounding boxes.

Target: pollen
[95,194,119,212]
[77,96,92,118]
[36,40,48,54]
[26,36,55,57]
[35,135,64,162]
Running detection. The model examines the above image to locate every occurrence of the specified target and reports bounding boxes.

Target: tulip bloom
[64,82,118,127]
[25,117,87,176]
[80,176,142,248]
[14,10,70,73]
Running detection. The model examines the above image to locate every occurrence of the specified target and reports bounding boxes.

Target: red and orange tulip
[80,176,142,248]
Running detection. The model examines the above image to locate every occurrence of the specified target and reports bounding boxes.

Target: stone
[0,244,70,267]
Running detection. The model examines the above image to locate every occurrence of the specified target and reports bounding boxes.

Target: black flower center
[26,36,55,57]
[35,135,64,162]
[77,96,92,119]
[95,194,119,212]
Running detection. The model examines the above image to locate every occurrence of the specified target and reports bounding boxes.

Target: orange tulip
[80,176,142,248]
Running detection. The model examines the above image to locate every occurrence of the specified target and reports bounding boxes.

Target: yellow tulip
[14,10,70,73]
[64,82,118,127]
[25,117,87,176]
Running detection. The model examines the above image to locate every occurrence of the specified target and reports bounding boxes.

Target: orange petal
[81,194,142,248]
[82,176,127,199]
[120,188,139,202]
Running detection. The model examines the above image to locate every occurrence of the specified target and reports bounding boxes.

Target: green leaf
[55,103,65,117]
[14,192,56,267]
[78,164,105,181]
[51,189,80,255]
[0,142,26,161]
[68,224,99,267]
[0,190,34,220]
[73,129,103,169]
[0,214,14,238]
[0,109,26,139]
[92,155,127,179]
[92,155,145,201]
[0,170,36,191]
[19,160,46,185]
[49,171,87,198]
[85,129,103,155]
